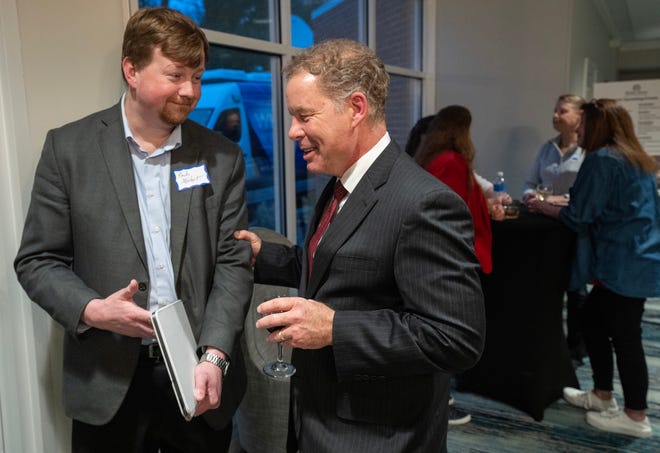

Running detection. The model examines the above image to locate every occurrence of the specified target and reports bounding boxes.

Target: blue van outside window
[190,69,313,236]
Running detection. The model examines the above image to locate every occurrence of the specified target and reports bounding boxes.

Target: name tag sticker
[173,164,210,191]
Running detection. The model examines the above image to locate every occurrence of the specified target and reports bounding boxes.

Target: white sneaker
[586,409,652,438]
[448,405,471,426]
[563,387,618,411]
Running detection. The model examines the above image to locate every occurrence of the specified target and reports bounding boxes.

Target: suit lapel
[306,182,376,294]
[306,142,400,295]
[169,122,201,283]
[98,105,147,268]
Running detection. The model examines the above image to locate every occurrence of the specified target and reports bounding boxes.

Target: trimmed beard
[161,100,195,126]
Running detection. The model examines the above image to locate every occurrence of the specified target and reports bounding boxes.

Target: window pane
[191,45,283,231]
[138,0,429,245]
[289,0,363,243]
[295,161,330,245]
[138,1,204,23]
[291,0,363,46]
[376,0,422,69]
[140,0,278,41]
[386,75,422,150]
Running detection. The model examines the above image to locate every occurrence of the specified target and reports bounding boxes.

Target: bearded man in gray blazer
[14,8,252,452]
[235,39,486,453]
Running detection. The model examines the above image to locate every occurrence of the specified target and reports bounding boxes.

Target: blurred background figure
[522,94,586,205]
[522,93,587,366]
[407,114,510,221]
[218,108,242,142]
[529,98,660,439]
[414,105,493,426]
[415,105,492,274]
[404,115,434,157]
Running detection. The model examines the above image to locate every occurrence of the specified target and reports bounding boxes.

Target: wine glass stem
[276,342,284,363]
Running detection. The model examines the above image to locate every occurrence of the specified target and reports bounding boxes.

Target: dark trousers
[566,288,587,357]
[582,285,648,410]
[72,356,232,453]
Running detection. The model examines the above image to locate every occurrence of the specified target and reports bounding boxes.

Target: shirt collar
[551,134,581,157]
[339,131,391,194]
[120,93,182,155]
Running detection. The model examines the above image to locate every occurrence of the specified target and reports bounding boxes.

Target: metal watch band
[200,352,230,377]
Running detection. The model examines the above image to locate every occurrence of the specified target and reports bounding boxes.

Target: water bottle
[493,171,506,193]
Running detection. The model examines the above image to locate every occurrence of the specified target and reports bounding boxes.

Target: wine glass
[261,299,296,380]
[536,184,553,202]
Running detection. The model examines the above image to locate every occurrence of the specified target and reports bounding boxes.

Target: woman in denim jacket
[528,98,660,438]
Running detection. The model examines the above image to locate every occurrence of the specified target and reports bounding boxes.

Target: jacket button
[138,282,147,291]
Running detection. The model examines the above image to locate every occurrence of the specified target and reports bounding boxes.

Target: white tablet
[151,300,198,421]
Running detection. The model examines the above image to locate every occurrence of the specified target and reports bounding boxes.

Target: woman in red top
[415,105,493,274]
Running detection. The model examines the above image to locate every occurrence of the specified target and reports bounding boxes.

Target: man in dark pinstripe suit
[235,39,485,453]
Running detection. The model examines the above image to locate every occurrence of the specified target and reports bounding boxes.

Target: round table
[458,206,579,421]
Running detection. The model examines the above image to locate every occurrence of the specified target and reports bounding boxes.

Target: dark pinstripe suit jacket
[14,103,253,429]
[256,142,486,452]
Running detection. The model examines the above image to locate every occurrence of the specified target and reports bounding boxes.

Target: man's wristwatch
[200,352,230,377]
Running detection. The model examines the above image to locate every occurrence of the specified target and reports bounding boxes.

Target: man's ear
[122,57,138,88]
[348,92,369,127]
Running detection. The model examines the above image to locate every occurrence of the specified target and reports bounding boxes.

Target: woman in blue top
[528,98,660,438]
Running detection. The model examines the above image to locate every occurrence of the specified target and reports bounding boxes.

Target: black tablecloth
[458,206,579,421]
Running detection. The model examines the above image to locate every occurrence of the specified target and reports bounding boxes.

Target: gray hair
[283,39,389,123]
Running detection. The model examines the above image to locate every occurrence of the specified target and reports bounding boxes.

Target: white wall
[2,0,127,451]
[435,0,614,197]
[17,0,127,157]
[569,0,617,95]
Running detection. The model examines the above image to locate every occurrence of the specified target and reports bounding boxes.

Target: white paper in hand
[151,300,198,421]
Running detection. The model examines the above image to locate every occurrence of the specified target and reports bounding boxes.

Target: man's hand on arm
[80,279,153,338]
[234,230,261,267]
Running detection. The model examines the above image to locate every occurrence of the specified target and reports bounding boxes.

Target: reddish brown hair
[122,7,208,80]
[415,105,476,176]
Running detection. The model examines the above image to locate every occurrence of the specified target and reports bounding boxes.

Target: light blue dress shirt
[523,136,585,198]
[121,95,181,313]
[559,147,660,298]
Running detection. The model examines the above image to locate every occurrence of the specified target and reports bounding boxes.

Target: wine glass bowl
[503,203,520,219]
[536,184,553,202]
[261,306,296,380]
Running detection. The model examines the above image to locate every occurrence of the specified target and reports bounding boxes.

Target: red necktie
[308,180,348,275]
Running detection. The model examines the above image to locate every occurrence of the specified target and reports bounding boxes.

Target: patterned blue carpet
[448,297,660,452]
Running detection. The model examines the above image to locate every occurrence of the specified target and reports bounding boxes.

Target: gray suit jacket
[255,142,486,452]
[235,228,295,453]
[14,103,253,429]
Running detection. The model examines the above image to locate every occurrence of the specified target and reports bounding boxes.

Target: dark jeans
[582,285,648,410]
[72,357,232,453]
